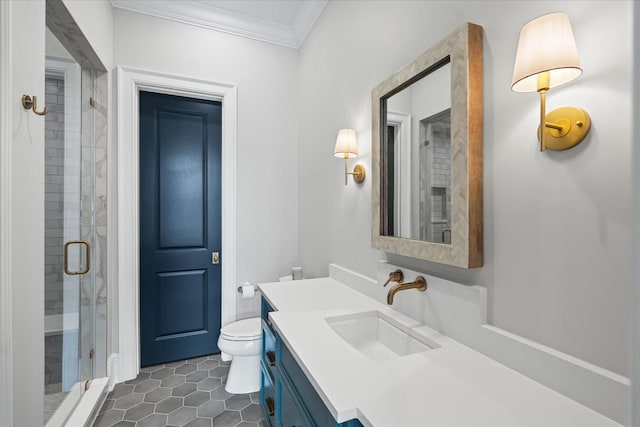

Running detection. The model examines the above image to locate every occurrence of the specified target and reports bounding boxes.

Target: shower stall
[43,3,109,424]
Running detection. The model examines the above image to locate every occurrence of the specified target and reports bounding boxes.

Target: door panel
[139,91,222,367]
[156,270,208,337]
[158,111,206,248]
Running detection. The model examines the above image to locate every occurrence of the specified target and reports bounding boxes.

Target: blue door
[139,91,222,367]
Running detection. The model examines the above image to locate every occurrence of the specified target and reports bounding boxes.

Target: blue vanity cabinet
[279,374,311,427]
[260,364,277,426]
[260,297,279,426]
[260,296,364,427]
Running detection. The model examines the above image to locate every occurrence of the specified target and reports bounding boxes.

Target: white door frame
[386,111,411,238]
[0,2,13,425]
[1,2,46,425]
[116,67,237,383]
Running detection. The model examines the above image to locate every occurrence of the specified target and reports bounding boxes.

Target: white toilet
[217,317,262,394]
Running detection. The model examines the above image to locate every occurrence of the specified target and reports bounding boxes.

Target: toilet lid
[221,317,261,339]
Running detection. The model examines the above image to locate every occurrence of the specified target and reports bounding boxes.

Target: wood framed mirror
[371,22,483,268]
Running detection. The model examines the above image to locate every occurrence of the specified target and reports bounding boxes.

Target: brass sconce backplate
[352,164,366,184]
[537,106,591,151]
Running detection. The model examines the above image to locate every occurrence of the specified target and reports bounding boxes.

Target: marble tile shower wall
[94,71,108,378]
[420,121,451,242]
[430,121,451,241]
[431,122,451,188]
[79,69,109,378]
[45,76,65,316]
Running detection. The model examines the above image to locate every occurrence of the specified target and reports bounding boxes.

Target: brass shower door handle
[64,240,90,275]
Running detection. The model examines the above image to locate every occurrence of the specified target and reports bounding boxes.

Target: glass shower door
[43,30,95,426]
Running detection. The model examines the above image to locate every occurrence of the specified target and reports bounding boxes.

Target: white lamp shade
[511,12,582,92]
[334,128,358,158]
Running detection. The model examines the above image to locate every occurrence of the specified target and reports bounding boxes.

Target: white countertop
[258,278,620,427]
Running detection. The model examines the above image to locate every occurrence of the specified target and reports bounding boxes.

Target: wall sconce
[512,12,591,151]
[334,128,365,185]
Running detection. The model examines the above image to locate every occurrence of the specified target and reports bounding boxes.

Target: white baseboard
[107,353,119,391]
[63,377,108,427]
[329,262,629,425]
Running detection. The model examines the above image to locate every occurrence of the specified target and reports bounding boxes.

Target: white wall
[113,9,300,313]
[297,0,632,379]
[632,2,639,425]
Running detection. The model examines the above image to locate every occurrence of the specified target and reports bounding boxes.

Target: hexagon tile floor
[93,353,266,427]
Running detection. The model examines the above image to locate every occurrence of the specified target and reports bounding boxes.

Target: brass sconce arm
[535,72,590,152]
[345,162,366,185]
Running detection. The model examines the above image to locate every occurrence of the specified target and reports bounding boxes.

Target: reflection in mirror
[420,109,451,243]
[384,62,451,243]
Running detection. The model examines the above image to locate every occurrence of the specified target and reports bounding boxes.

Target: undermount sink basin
[325,311,437,361]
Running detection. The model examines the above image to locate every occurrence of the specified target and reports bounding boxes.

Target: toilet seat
[220,317,261,341]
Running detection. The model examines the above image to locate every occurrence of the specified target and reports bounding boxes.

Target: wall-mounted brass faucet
[386,276,427,305]
[383,269,404,287]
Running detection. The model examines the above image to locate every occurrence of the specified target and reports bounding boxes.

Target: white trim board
[329,262,629,425]
[61,377,108,427]
[0,2,13,425]
[107,353,119,391]
[386,111,411,238]
[632,5,640,427]
[116,67,237,383]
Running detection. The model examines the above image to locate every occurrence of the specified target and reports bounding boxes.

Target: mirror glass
[383,62,451,243]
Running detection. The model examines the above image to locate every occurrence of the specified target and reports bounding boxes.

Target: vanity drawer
[261,325,277,381]
[261,296,275,323]
[262,297,277,339]
[260,365,276,427]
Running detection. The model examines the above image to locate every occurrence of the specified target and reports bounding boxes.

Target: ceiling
[111,0,327,49]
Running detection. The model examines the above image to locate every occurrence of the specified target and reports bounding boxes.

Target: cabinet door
[280,341,335,426]
[260,365,276,427]
[279,377,310,427]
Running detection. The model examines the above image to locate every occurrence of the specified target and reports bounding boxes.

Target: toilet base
[224,354,260,394]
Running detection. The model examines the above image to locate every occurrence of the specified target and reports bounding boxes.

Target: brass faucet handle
[383,269,404,287]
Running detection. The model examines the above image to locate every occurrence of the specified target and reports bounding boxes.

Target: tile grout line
[93,354,265,427]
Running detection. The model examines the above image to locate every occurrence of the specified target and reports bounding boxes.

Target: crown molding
[291,0,326,46]
[111,0,326,49]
